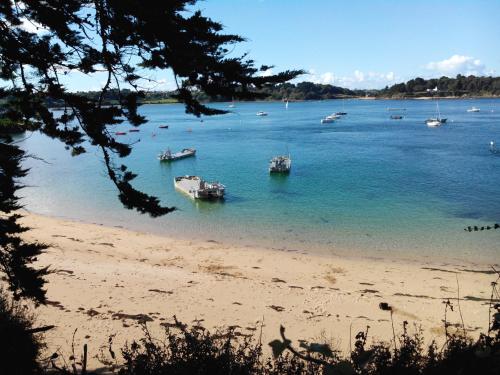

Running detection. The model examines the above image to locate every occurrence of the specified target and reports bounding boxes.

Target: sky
[42,0,500,91]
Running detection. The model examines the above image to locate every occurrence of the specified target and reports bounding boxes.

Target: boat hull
[174,176,225,200]
[158,148,196,161]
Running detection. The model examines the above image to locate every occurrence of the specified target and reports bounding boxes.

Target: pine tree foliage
[0,0,301,301]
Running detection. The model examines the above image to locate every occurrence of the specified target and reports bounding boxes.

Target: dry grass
[323,265,346,284]
[199,263,242,278]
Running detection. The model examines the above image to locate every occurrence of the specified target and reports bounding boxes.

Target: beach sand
[19,212,497,370]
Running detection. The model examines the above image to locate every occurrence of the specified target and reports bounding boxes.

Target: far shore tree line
[2,75,498,122]
[13,74,497,109]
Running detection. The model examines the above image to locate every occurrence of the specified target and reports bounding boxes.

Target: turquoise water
[18,99,500,264]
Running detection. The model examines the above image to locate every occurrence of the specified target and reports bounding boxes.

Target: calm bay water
[19,99,500,264]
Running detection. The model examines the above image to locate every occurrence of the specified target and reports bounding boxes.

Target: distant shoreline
[140,95,500,105]
[45,95,500,109]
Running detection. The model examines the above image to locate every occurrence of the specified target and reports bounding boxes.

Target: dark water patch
[454,211,484,220]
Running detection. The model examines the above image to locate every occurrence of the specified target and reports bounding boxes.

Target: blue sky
[58,0,500,91]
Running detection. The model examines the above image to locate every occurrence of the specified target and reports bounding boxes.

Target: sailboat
[285,99,289,110]
[335,99,347,116]
[425,95,447,127]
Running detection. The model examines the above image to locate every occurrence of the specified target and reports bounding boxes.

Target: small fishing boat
[159,125,169,129]
[269,155,291,173]
[158,148,196,161]
[174,176,225,200]
[129,129,140,132]
[467,107,480,112]
[256,111,268,116]
[115,131,127,135]
[390,115,403,120]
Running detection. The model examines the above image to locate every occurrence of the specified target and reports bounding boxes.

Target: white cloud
[425,54,487,76]
[320,72,334,84]
[138,77,175,91]
[259,68,274,77]
[354,70,365,82]
[307,70,335,85]
[304,69,399,89]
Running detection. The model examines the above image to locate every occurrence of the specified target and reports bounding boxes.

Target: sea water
[18,99,500,264]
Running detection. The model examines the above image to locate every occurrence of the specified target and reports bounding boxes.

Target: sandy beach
[20,212,497,370]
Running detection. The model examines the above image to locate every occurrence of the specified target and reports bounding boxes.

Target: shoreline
[24,208,498,268]
[47,95,500,110]
[19,212,498,370]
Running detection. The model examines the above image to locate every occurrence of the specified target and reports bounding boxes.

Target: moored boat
[467,107,480,112]
[256,111,268,116]
[269,155,291,173]
[426,97,447,124]
[390,115,403,120]
[115,131,127,135]
[426,119,441,127]
[158,148,196,161]
[159,125,169,129]
[321,114,340,123]
[174,175,225,200]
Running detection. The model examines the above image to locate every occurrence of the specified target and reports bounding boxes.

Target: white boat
[426,119,441,127]
[467,107,480,112]
[285,99,289,110]
[269,155,291,173]
[256,111,268,116]
[426,98,447,124]
[158,148,196,161]
[174,176,225,200]
[321,114,340,123]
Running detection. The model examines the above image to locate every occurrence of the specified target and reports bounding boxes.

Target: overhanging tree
[0,0,302,302]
